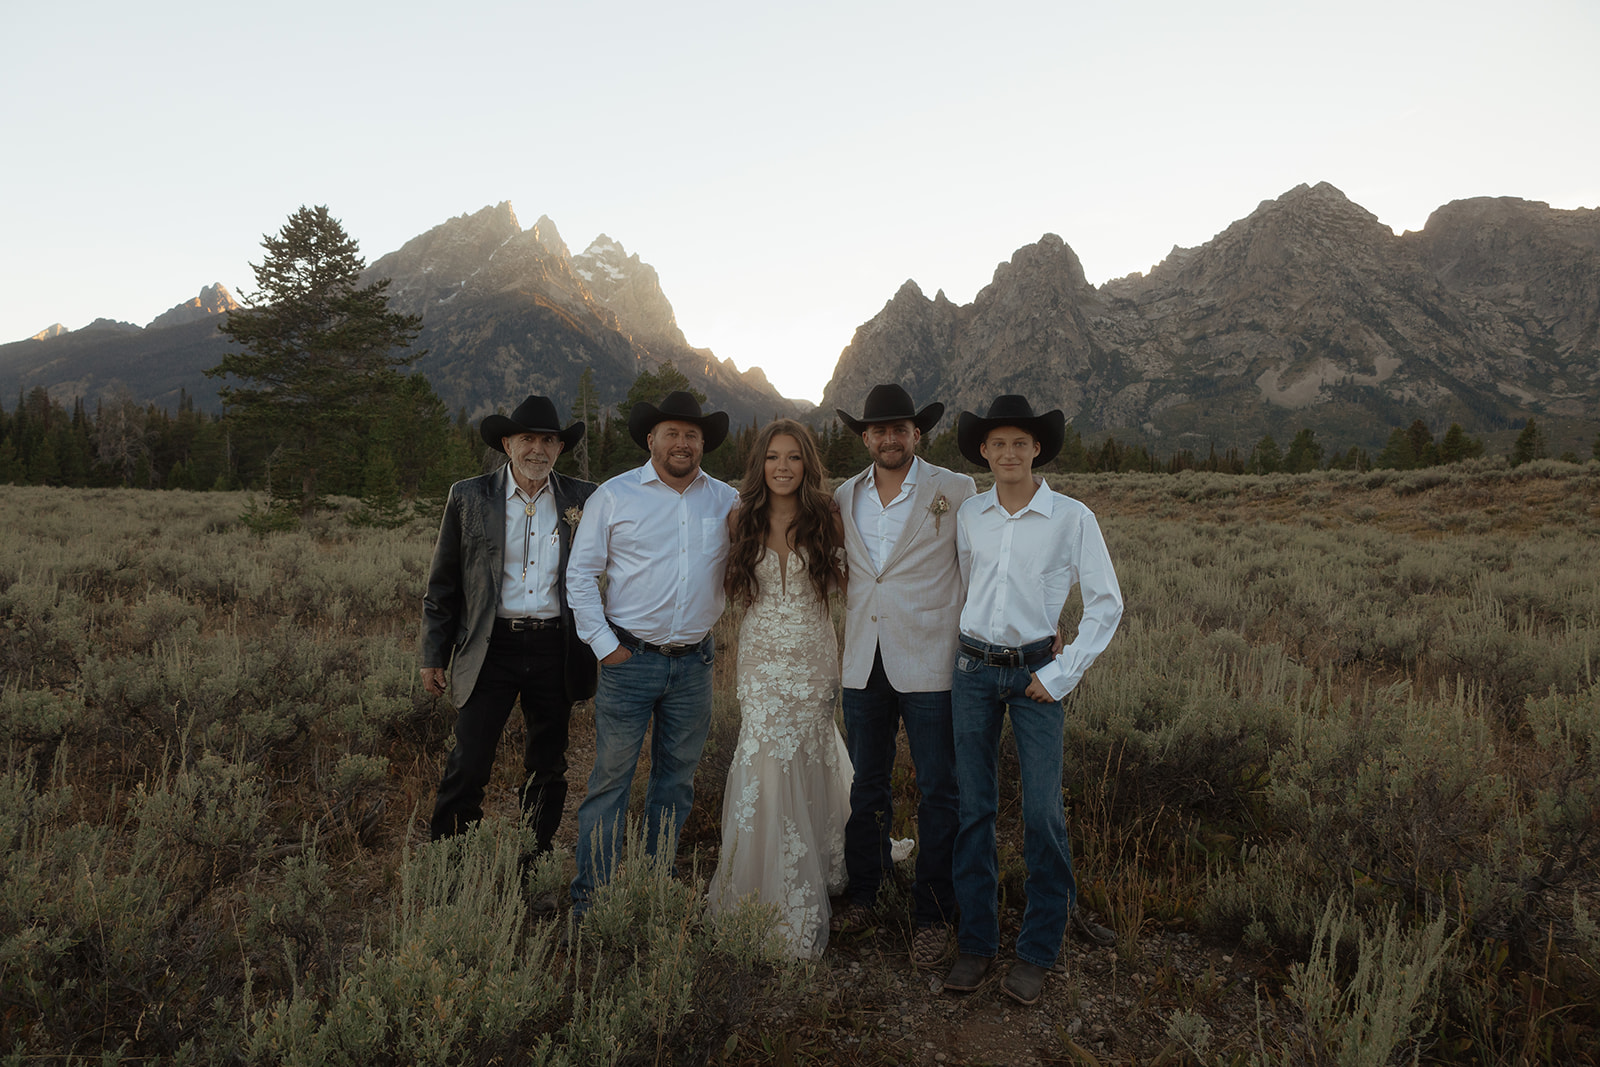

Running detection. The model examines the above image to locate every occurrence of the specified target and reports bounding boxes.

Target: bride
[707,418,854,957]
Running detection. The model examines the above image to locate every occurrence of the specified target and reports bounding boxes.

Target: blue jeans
[841,649,960,928]
[951,648,1076,969]
[569,637,715,911]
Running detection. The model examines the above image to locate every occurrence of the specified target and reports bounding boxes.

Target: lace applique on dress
[707,549,853,957]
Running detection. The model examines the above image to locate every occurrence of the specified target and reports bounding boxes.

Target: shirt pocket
[702,517,727,557]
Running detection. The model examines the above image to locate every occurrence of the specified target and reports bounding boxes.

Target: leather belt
[611,623,703,657]
[498,616,562,632]
[959,636,1054,669]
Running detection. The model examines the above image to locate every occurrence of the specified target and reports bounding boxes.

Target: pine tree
[206,205,426,514]
[1057,424,1088,472]
[1438,423,1483,464]
[27,432,60,485]
[1375,428,1417,470]
[1248,433,1281,474]
[823,419,868,477]
[1510,420,1548,467]
[1405,420,1438,467]
[623,360,702,413]
[350,442,410,528]
[1284,428,1323,473]
[0,426,19,484]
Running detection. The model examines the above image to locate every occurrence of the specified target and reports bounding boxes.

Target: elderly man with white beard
[421,395,597,859]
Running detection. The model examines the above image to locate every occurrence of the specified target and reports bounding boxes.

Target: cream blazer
[834,462,976,692]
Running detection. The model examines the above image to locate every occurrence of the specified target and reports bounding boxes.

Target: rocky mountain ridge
[360,202,790,421]
[2,207,791,423]
[5,185,1594,454]
[24,284,240,339]
[823,182,1600,452]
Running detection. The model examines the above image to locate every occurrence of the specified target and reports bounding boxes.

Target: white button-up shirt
[851,455,923,572]
[498,476,561,619]
[566,461,738,660]
[956,477,1123,700]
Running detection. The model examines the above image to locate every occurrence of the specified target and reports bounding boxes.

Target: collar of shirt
[638,461,708,492]
[975,475,1053,519]
[861,455,922,502]
[506,473,551,505]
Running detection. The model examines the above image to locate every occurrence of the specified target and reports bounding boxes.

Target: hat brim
[628,405,730,453]
[956,410,1065,468]
[835,402,945,437]
[480,416,585,454]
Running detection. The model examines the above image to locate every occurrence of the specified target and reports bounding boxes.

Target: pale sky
[3,0,1596,403]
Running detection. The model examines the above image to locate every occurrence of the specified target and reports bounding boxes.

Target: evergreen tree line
[6,386,1596,497]
[0,383,477,499]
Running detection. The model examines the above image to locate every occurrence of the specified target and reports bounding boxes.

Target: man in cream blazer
[830,384,976,968]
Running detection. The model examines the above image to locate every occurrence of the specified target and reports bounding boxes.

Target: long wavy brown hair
[727,419,842,607]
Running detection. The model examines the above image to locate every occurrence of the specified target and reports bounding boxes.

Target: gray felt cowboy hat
[479,395,585,454]
[834,383,945,436]
[957,394,1066,467]
[628,390,730,452]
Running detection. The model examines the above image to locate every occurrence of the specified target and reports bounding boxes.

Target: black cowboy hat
[479,395,585,454]
[627,390,730,452]
[834,383,945,436]
[957,395,1066,468]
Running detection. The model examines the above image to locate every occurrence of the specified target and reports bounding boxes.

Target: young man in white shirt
[942,395,1124,1006]
[565,391,738,922]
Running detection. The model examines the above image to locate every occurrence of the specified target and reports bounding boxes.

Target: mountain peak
[531,215,570,259]
[148,283,240,330]
[582,234,627,259]
[489,201,520,233]
[30,323,69,341]
[573,235,686,348]
[984,233,1088,293]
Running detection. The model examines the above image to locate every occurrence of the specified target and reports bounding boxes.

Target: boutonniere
[563,506,584,530]
[929,493,951,533]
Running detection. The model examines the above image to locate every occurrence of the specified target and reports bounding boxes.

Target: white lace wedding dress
[707,548,853,957]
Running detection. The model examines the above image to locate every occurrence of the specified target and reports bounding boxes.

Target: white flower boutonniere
[929,493,951,534]
[563,506,584,531]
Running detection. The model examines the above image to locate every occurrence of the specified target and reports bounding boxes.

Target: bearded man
[830,384,976,969]
[565,391,738,921]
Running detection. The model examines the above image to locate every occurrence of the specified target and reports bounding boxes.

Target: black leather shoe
[943,953,994,992]
[1071,907,1116,946]
[1003,961,1048,1005]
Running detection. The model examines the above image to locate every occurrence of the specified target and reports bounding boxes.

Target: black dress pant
[429,625,572,850]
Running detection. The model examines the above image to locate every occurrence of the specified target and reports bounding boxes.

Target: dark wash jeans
[430,626,571,850]
[841,648,960,928]
[950,651,1076,969]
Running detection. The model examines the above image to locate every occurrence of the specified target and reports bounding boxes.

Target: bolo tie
[522,489,542,582]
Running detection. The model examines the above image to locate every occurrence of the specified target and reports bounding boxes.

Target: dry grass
[2,459,1598,1064]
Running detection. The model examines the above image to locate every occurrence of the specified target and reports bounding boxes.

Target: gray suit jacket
[420,466,598,707]
[834,461,976,691]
